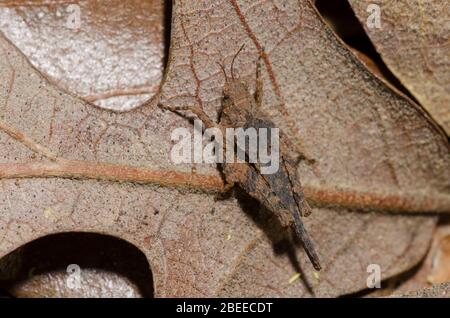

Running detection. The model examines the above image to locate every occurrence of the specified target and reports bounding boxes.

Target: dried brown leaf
[391,282,450,298]
[348,0,450,135]
[0,0,449,297]
[0,0,166,111]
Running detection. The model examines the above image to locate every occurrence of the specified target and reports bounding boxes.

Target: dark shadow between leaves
[163,0,173,69]
[314,0,419,103]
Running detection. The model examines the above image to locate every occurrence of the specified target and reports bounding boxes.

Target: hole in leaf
[0,232,154,298]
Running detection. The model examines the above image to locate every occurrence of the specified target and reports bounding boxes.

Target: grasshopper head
[220,80,252,127]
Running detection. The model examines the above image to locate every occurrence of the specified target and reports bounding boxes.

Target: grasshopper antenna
[231,44,245,80]
[217,61,228,83]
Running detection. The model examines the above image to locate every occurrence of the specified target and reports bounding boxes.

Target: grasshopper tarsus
[214,182,235,201]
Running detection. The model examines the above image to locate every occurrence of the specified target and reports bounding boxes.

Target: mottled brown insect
[159,46,321,271]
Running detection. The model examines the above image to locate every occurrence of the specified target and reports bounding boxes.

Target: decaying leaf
[391,282,450,298]
[0,0,449,297]
[427,220,450,285]
[358,218,450,297]
[0,0,167,111]
[347,0,450,135]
